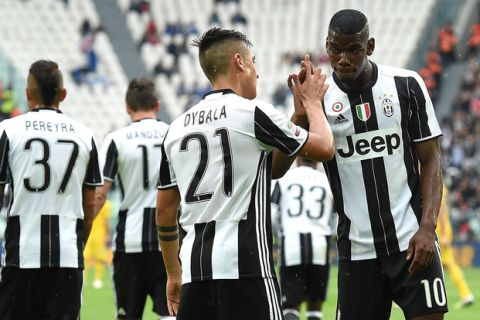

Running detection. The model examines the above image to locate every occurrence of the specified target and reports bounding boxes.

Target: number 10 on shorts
[421,278,447,308]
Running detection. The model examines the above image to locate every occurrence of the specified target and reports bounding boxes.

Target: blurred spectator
[129,0,150,14]
[0,84,15,121]
[209,9,221,26]
[467,23,480,59]
[231,9,248,25]
[138,19,160,49]
[438,22,457,65]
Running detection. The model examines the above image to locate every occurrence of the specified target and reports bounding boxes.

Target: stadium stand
[0,0,130,142]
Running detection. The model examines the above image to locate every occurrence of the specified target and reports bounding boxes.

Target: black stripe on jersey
[85,138,102,185]
[395,76,422,223]
[257,152,276,278]
[76,219,84,268]
[0,131,9,183]
[103,139,119,181]
[238,153,265,277]
[4,216,20,266]
[300,233,313,265]
[40,215,60,267]
[271,181,281,205]
[323,160,351,259]
[158,142,173,187]
[348,89,399,257]
[142,208,159,252]
[254,106,300,156]
[190,221,215,281]
[115,210,127,252]
[407,76,432,140]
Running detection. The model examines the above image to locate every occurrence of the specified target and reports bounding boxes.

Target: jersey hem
[158,184,178,190]
[413,133,442,143]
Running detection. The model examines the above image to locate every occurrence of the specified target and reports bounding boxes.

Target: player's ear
[59,88,67,102]
[126,104,133,116]
[233,52,245,72]
[26,87,31,101]
[367,38,375,56]
[155,101,160,113]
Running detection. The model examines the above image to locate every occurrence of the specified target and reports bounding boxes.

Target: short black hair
[29,60,63,106]
[192,27,252,82]
[328,9,369,38]
[125,78,158,111]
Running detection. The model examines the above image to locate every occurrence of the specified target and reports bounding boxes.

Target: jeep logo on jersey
[336,128,402,162]
[355,103,371,121]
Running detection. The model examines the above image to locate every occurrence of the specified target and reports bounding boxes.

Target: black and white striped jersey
[322,62,442,261]
[0,108,102,268]
[158,89,308,284]
[100,118,169,253]
[271,166,334,267]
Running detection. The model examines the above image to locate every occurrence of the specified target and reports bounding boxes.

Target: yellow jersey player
[437,184,474,309]
[84,200,112,289]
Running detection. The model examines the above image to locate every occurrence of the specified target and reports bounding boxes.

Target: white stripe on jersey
[323,63,442,260]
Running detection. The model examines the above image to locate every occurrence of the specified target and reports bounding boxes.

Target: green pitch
[82,267,480,319]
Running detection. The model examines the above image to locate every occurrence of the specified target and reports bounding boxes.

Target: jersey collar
[133,117,157,122]
[31,107,62,113]
[332,61,378,94]
[203,89,235,99]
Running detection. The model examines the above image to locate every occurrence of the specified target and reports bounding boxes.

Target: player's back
[273,166,334,236]
[160,89,308,282]
[0,108,101,268]
[101,118,169,252]
[272,166,334,266]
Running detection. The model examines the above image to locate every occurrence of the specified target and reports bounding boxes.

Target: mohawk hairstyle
[328,9,369,36]
[192,27,252,82]
[125,77,158,112]
[29,60,62,106]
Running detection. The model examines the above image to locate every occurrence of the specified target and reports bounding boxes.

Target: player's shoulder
[377,64,420,79]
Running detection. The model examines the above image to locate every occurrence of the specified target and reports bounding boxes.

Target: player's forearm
[95,181,112,216]
[156,188,182,276]
[419,156,443,232]
[299,103,335,162]
[82,186,96,242]
[271,113,309,179]
[157,210,181,276]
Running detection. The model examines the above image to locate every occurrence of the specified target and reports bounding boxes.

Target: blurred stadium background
[0,0,479,318]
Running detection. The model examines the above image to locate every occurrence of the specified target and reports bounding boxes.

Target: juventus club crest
[382,97,394,117]
[355,103,371,121]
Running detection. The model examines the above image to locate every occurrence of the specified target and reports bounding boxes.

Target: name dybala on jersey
[323,62,442,261]
[0,108,102,268]
[271,166,334,267]
[101,118,169,253]
[158,89,308,284]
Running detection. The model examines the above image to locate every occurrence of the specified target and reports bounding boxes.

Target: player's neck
[130,111,157,122]
[341,60,374,91]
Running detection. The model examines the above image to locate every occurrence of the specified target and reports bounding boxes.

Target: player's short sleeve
[157,140,177,189]
[0,129,9,184]
[253,103,308,156]
[84,138,103,186]
[100,134,118,182]
[408,72,442,142]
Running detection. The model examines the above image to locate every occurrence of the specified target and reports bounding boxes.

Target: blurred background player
[271,158,335,320]
[84,199,112,289]
[437,183,475,309]
[95,77,172,320]
[0,59,102,319]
